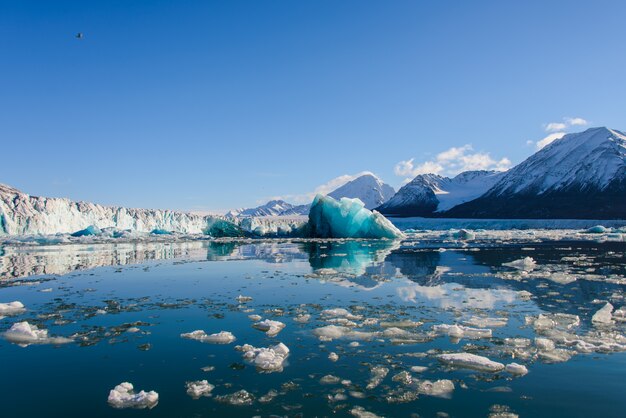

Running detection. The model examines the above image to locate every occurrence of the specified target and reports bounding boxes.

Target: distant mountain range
[378,127,626,219]
[230,173,395,217]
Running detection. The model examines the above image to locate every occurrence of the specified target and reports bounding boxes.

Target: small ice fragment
[236,295,253,302]
[215,389,254,406]
[239,342,290,372]
[107,382,159,409]
[320,375,341,384]
[185,380,214,399]
[200,366,215,372]
[248,314,262,321]
[4,321,72,346]
[0,301,25,315]
[126,327,141,333]
[586,225,609,234]
[294,314,311,323]
[350,406,383,418]
[366,366,389,389]
[535,337,555,351]
[417,379,455,397]
[410,366,428,373]
[592,302,614,325]
[437,353,505,372]
[39,288,53,293]
[180,330,236,344]
[433,324,492,339]
[313,325,376,341]
[252,319,285,337]
[505,363,528,376]
[503,257,536,271]
[328,352,339,362]
[321,308,362,321]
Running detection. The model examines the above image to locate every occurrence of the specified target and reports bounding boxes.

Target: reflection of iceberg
[308,195,404,239]
[302,240,400,277]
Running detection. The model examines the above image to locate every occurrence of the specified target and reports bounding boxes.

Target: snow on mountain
[328,173,395,209]
[445,127,626,219]
[377,171,502,216]
[227,200,309,218]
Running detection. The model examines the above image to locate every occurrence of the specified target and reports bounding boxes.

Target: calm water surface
[1,239,625,417]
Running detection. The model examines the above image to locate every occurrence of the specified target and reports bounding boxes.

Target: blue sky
[1,0,625,212]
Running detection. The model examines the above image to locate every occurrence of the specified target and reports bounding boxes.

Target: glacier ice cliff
[307,195,404,239]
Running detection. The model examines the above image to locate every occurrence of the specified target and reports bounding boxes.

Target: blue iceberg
[307,195,404,239]
[71,225,101,237]
[150,229,173,235]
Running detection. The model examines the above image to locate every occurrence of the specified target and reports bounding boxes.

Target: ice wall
[0,184,218,236]
[308,195,404,239]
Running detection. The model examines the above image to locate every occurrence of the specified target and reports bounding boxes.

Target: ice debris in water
[71,225,101,237]
[0,301,25,316]
[350,406,383,418]
[505,363,528,376]
[592,303,614,325]
[321,308,362,321]
[215,389,255,406]
[502,257,537,271]
[417,379,455,397]
[252,319,285,336]
[237,342,290,372]
[4,321,72,346]
[433,324,492,339]
[313,325,376,341]
[185,380,214,399]
[586,225,610,234]
[107,382,159,409]
[307,194,404,239]
[438,353,505,372]
[366,366,389,389]
[180,330,236,344]
[236,295,253,302]
[328,352,339,362]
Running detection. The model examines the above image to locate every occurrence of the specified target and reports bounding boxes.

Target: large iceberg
[307,195,404,239]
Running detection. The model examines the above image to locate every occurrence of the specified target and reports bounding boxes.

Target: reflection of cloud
[397,281,518,309]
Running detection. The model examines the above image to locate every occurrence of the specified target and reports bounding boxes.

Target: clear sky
[1,0,625,212]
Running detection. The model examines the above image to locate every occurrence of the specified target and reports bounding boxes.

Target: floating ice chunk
[535,337,556,351]
[252,319,285,336]
[248,314,262,321]
[505,363,528,376]
[503,257,536,271]
[328,352,339,362]
[215,389,255,406]
[366,366,389,389]
[410,365,428,373]
[592,303,614,325]
[236,295,253,302]
[238,342,289,372]
[320,374,341,384]
[0,301,25,315]
[321,308,362,321]
[350,406,383,418]
[313,325,376,341]
[438,353,505,372]
[307,195,404,239]
[180,330,236,344]
[417,379,455,397]
[185,380,214,399]
[586,225,610,234]
[107,382,159,409]
[433,324,492,339]
[4,321,72,346]
[454,229,475,240]
[294,313,311,323]
[71,225,101,237]
[463,317,508,328]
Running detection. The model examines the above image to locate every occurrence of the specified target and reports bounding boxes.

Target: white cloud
[272,171,376,204]
[565,117,588,126]
[394,145,511,179]
[535,132,566,150]
[545,122,567,132]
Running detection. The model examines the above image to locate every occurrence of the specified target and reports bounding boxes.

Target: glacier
[307,195,404,239]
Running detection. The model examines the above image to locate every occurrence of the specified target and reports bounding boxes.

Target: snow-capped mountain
[231,174,395,217]
[445,127,626,219]
[377,171,502,216]
[328,174,395,209]
[227,200,309,217]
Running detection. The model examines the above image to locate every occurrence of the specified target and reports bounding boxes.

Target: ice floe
[107,382,159,409]
[0,301,25,316]
[252,319,285,336]
[180,330,236,344]
[237,342,290,372]
[437,353,505,372]
[592,302,614,325]
[4,321,72,346]
[185,380,215,399]
[215,389,255,406]
[502,257,537,271]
